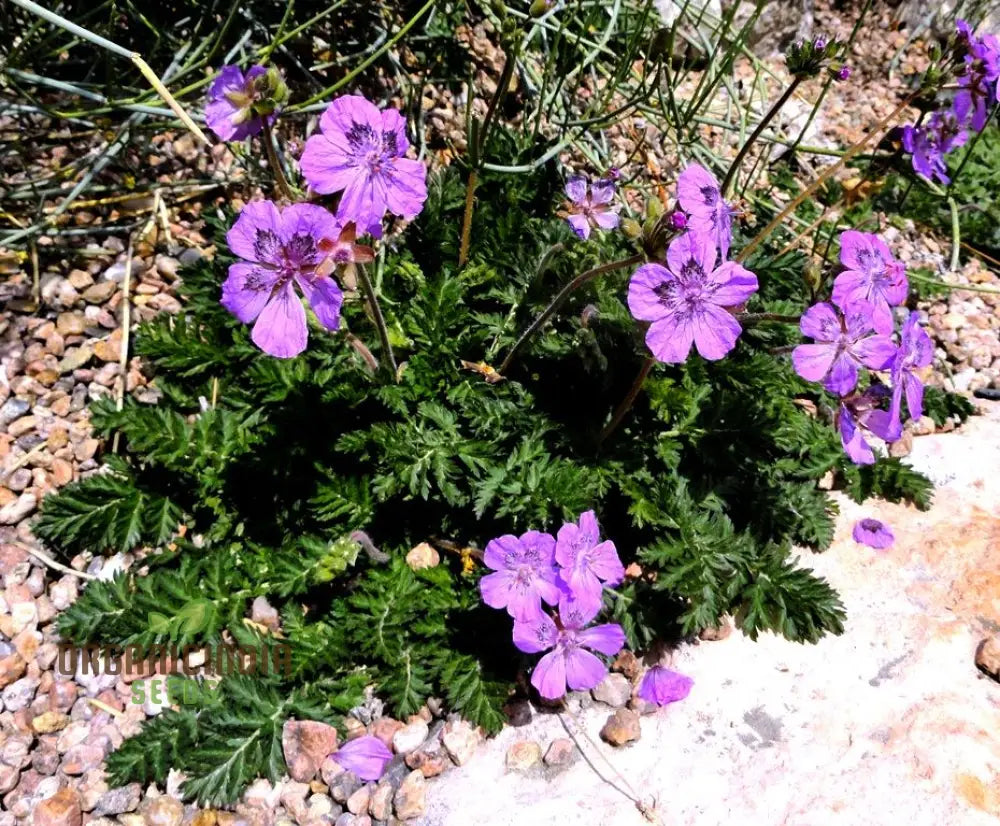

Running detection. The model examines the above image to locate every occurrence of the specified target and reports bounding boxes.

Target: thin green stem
[739,312,801,325]
[948,196,961,272]
[499,253,643,375]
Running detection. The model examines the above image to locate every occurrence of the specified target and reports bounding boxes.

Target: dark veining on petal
[253,229,281,262]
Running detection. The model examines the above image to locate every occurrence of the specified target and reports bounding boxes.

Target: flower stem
[721,76,802,198]
[458,169,477,267]
[261,120,295,202]
[498,253,644,375]
[738,312,801,325]
[356,264,398,380]
[599,356,655,445]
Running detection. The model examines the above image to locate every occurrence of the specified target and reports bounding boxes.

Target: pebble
[405,542,440,569]
[975,635,1000,681]
[92,783,142,816]
[282,719,339,782]
[393,770,427,820]
[441,720,480,766]
[0,398,30,426]
[505,740,542,772]
[141,795,184,826]
[31,710,70,733]
[346,784,371,815]
[600,708,642,746]
[0,493,37,524]
[368,780,395,820]
[591,672,632,707]
[392,719,429,755]
[31,786,82,826]
[543,738,576,766]
[2,676,38,711]
[80,282,116,304]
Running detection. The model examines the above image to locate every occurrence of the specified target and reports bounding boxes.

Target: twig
[111,237,135,454]
[12,541,97,581]
[261,120,296,202]
[0,443,48,481]
[948,195,961,272]
[87,698,124,718]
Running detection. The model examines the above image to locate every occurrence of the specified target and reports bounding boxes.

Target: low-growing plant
[26,0,986,807]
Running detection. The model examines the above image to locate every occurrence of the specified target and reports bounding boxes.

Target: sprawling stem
[738,312,801,325]
[721,77,802,198]
[356,264,397,379]
[498,253,643,375]
[458,170,477,267]
[599,356,655,444]
[261,120,295,202]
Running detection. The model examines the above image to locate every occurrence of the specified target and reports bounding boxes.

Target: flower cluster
[479,511,627,699]
[900,19,998,183]
[793,230,933,465]
[208,72,427,357]
[480,511,694,706]
[627,164,759,364]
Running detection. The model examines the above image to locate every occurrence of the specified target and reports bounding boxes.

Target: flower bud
[621,217,643,239]
[668,210,688,230]
[249,66,289,116]
[530,0,552,17]
[803,260,823,293]
[835,65,851,81]
[813,36,827,50]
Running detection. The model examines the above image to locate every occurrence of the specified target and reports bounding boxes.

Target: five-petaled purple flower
[901,111,968,184]
[832,231,908,335]
[512,603,625,699]
[562,176,620,239]
[852,518,894,550]
[222,201,344,358]
[300,94,427,232]
[554,510,625,617]
[205,65,280,142]
[637,666,693,707]
[627,230,758,363]
[479,531,561,622]
[330,735,393,781]
[889,311,933,425]
[676,163,737,259]
[792,302,897,396]
[838,385,899,465]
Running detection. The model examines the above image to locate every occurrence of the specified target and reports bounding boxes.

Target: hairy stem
[356,264,398,379]
[599,356,655,444]
[458,169,477,267]
[261,120,295,202]
[499,253,643,375]
[721,77,802,198]
[739,312,801,325]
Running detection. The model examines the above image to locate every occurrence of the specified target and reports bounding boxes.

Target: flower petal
[227,200,283,263]
[854,335,898,370]
[332,735,393,781]
[637,666,693,706]
[299,134,358,194]
[483,534,523,571]
[383,157,427,220]
[799,302,841,342]
[709,261,758,307]
[251,282,308,358]
[513,615,558,654]
[531,650,568,699]
[645,314,694,363]
[588,540,624,585]
[691,304,741,361]
[627,264,673,322]
[566,213,591,239]
[479,570,515,611]
[563,647,608,692]
[380,107,410,156]
[666,230,716,280]
[577,623,625,657]
[565,176,588,204]
[852,518,894,550]
[676,163,721,219]
[221,262,278,324]
[792,343,837,384]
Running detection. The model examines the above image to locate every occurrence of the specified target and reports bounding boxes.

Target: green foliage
[923,385,975,427]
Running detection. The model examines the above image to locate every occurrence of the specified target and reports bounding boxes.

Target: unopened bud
[803,260,822,292]
[813,36,827,50]
[835,65,851,81]
[668,210,688,230]
[529,0,552,17]
[621,217,643,239]
[645,198,664,221]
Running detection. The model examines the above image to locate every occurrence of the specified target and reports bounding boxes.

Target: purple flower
[838,386,900,465]
[512,606,625,700]
[627,230,758,363]
[299,95,427,231]
[889,311,933,424]
[480,531,561,622]
[563,176,620,239]
[792,302,897,396]
[330,735,393,781]
[676,163,737,259]
[222,201,344,358]
[831,231,908,335]
[852,518,894,550]
[554,511,625,617]
[637,666,693,707]
[901,111,968,184]
[668,210,688,230]
[205,65,283,141]
[836,66,852,81]
[953,22,1000,132]
[813,36,827,50]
